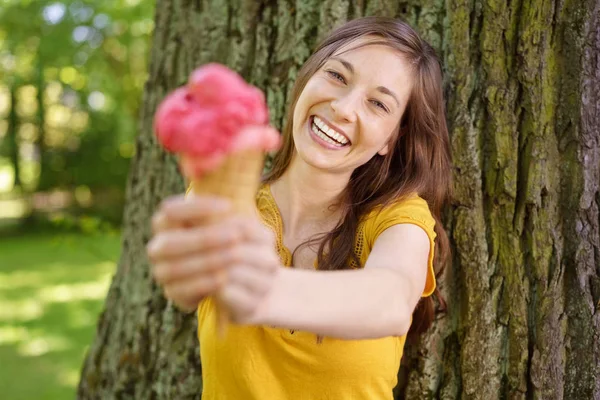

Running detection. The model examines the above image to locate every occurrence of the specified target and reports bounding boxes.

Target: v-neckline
[263,183,294,266]
[263,183,323,269]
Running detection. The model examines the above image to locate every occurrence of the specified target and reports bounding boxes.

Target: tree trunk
[35,55,49,192]
[399,0,600,398]
[78,0,600,399]
[7,84,21,189]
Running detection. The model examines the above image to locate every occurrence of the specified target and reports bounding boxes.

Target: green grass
[0,231,121,399]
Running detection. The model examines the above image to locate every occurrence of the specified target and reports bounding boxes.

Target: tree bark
[35,55,50,192]
[7,84,21,189]
[78,0,600,399]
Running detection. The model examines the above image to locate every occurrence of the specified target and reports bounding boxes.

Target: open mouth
[310,116,351,147]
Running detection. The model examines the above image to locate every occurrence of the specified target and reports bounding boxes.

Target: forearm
[256,267,413,340]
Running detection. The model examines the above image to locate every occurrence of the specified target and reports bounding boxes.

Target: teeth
[313,116,348,145]
[312,122,342,146]
[328,128,339,141]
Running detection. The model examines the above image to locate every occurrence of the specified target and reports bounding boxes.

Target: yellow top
[197,184,437,400]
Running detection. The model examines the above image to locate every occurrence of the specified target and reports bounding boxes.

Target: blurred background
[0,1,153,398]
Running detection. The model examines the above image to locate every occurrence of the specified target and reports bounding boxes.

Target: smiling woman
[149,16,452,400]
[291,37,415,172]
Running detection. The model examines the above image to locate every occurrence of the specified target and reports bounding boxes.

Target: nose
[330,91,358,123]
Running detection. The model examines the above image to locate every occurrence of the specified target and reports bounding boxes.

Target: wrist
[249,266,287,326]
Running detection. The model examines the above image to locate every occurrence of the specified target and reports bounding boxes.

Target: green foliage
[0,0,155,222]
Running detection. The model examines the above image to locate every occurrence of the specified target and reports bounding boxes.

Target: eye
[325,69,346,84]
[370,99,389,113]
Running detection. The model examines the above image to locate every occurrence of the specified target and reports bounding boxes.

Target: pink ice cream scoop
[153,64,280,336]
[154,63,280,177]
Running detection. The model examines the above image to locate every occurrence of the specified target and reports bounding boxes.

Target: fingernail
[146,240,159,257]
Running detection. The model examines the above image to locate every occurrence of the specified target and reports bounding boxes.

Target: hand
[147,194,238,312]
[217,217,281,325]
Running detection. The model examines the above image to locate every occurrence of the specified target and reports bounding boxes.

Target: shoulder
[362,194,438,297]
[362,194,436,245]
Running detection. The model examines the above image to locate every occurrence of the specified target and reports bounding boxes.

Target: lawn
[0,231,121,399]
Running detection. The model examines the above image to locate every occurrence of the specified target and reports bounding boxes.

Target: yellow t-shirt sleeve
[365,195,437,297]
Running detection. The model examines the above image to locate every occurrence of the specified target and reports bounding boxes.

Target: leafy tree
[0,0,153,203]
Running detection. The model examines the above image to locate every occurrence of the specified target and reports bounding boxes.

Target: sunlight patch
[58,368,81,387]
[0,261,114,290]
[18,335,70,357]
[0,299,43,321]
[0,270,45,289]
[0,270,52,290]
[37,276,111,303]
[0,164,14,192]
[42,3,66,25]
[0,198,29,218]
[0,326,29,345]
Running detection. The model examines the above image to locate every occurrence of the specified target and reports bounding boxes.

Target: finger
[160,194,231,225]
[237,218,277,246]
[163,273,226,307]
[239,126,281,152]
[227,264,273,296]
[153,193,229,233]
[219,284,256,322]
[152,210,182,234]
[152,251,232,285]
[226,243,280,273]
[147,220,241,262]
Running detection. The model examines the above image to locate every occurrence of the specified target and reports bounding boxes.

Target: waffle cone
[190,149,264,336]
[190,149,264,214]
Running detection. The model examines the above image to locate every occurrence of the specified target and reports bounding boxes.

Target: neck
[270,156,350,236]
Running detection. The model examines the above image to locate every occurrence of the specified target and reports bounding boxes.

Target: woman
[148,16,451,399]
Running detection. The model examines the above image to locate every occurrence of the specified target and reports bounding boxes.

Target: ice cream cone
[190,149,264,214]
[154,63,280,339]
[189,148,265,337]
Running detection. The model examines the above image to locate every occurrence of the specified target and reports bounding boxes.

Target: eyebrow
[376,86,400,108]
[331,56,354,74]
[330,56,400,108]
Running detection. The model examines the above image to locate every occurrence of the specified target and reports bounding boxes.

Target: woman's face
[291,37,414,175]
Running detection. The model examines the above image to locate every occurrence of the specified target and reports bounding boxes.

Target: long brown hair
[263,16,452,335]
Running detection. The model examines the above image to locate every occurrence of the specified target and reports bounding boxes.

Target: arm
[254,223,431,340]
